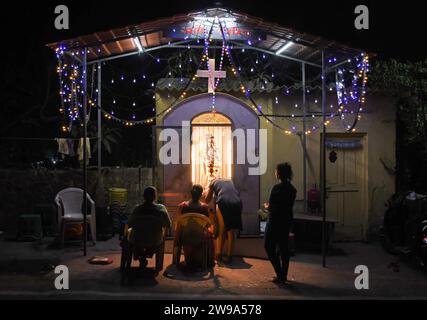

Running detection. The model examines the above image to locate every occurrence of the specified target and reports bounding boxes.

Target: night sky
[0,0,423,166]
[2,0,422,61]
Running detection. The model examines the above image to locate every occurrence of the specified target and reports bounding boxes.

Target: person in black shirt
[264,163,297,284]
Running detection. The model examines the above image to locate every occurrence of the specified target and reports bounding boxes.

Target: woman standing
[264,163,297,284]
[205,178,242,263]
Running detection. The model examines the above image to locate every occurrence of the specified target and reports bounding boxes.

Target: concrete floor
[0,236,426,299]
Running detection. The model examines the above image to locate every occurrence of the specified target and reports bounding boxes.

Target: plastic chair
[173,213,214,270]
[54,188,96,248]
[120,215,166,281]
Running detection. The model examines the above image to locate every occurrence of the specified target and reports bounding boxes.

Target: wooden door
[325,135,366,240]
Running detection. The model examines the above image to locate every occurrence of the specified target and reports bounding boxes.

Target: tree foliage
[370,59,427,191]
[371,59,427,143]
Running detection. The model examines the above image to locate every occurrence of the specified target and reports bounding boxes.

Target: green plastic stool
[17,214,43,241]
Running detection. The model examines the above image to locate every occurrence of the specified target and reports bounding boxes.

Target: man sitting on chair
[128,186,172,268]
[177,184,215,269]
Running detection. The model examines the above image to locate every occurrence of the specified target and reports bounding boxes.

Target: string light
[335,53,369,131]
[55,19,368,133]
[99,22,217,127]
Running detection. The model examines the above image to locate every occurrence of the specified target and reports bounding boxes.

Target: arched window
[192,112,232,125]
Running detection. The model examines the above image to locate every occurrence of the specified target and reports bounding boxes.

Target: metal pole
[87,42,322,68]
[87,40,191,65]
[321,50,327,267]
[229,41,322,68]
[152,126,157,189]
[82,48,88,256]
[302,62,307,214]
[97,62,102,176]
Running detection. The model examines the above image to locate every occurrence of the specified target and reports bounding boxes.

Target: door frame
[322,132,369,240]
[157,93,262,235]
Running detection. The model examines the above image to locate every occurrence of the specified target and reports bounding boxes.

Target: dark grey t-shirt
[210,179,241,204]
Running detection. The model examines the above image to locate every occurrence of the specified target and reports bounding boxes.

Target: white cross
[196,58,226,93]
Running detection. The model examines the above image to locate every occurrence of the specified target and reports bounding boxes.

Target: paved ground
[0,236,426,299]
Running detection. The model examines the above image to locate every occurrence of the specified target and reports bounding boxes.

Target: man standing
[264,163,297,284]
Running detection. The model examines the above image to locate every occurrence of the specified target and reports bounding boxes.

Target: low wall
[0,167,152,231]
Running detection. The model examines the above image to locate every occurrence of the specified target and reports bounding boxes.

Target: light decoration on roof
[98,22,217,126]
[55,14,368,134]
[218,18,369,136]
[335,53,369,132]
[56,46,85,132]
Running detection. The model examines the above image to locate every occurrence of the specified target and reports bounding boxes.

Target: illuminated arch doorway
[161,93,260,235]
[191,112,232,190]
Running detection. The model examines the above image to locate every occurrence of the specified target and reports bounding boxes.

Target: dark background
[5,0,421,61]
[0,0,423,168]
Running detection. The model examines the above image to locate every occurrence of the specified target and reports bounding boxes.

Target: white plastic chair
[54,188,96,247]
